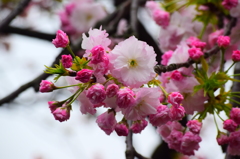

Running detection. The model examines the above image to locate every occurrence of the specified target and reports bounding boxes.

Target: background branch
[0,0,31,31]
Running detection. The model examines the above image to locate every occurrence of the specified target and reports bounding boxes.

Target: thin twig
[1,26,55,41]
[154,17,237,75]
[125,121,134,159]
[0,0,31,31]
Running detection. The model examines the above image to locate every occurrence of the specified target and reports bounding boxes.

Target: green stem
[213,113,220,131]
[191,112,199,120]
[56,84,82,89]
[67,87,85,106]
[220,48,225,72]
[214,109,225,121]
[198,22,208,40]
[225,62,235,73]
[157,83,168,97]
[66,45,76,58]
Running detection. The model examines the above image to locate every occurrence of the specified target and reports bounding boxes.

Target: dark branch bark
[130,0,139,37]
[0,0,31,31]
[1,26,55,41]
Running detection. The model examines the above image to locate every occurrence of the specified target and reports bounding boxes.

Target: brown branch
[1,26,55,41]
[0,0,31,31]
[130,0,139,37]
[154,17,237,75]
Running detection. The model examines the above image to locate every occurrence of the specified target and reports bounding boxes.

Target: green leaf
[200,56,209,73]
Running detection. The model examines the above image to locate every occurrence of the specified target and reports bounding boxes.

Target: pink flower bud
[86,83,106,104]
[153,10,170,29]
[217,35,230,48]
[188,47,204,60]
[168,92,184,107]
[130,119,148,134]
[186,120,202,134]
[227,130,240,156]
[222,0,238,10]
[230,107,240,124]
[90,45,105,64]
[106,84,119,98]
[75,69,94,83]
[171,70,184,81]
[149,105,171,126]
[161,50,173,66]
[223,119,238,132]
[186,37,206,49]
[52,30,69,48]
[169,106,185,121]
[180,131,202,156]
[48,101,60,113]
[116,87,136,109]
[166,130,183,152]
[208,29,224,47]
[61,54,72,68]
[217,132,229,145]
[115,123,129,136]
[96,110,117,135]
[52,107,70,122]
[39,80,55,93]
[232,50,240,62]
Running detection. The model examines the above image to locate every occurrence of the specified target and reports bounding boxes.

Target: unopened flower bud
[52,107,70,122]
[217,35,230,48]
[223,119,238,132]
[106,84,119,98]
[168,92,184,107]
[188,47,204,60]
[186,120,202,134]
[169,106,185,121]
[130,119,148,134]
[115,123,129,136]
[75,69,94,83]
[90,45,105,64]
[232,50,240,62]
[153,10,170,29]
[39,80,55,93]
[52,30,69,48]
[96,110,117,135]
[149,105,171,126]
[61,54,72,68]
[116,87,136,109]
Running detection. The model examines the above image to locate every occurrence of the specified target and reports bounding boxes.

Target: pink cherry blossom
[77,90,96,115]
[169,106,185,121]
[108,36,157,88]
[171,70,184,81]
[186,36,206,49]
[52,107,70,122]
[82,27,111,52]
[130,119,148,134]
[89,53,110,77]
[180,131,202,156]
[167,130,183,152]
[39,80,55,93]
[232,50,240,62]
[106,84,119,98]
[52,30,69,48]
[208,29,224,47]
[230,107,240,124]
[217,35,231,48]
[145,1,159,11]
[116,87,135,109]
[161,50,173,66]
[86,83,106,104]
[149,105,171,127]
[90,45,105,64]
[227,130,240,156]
[188,47,204,60]
[168,92,184,107]
[217,132,229,145]
[48,101,59,113]
[153,10,170,29]
[75,69,94,83]
[115,123,129,136]
[223,119,238,132]
[222,0,238,10]
[96,110,117,135]
[61,54,73,68]
[122,87,160,121]
[186,120,202,134]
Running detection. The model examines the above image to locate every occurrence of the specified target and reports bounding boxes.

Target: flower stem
[225,62,235,73]
[67,45,76,58]
[220,48,225,72]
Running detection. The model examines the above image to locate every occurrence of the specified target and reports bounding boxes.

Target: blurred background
[0,0,227,158]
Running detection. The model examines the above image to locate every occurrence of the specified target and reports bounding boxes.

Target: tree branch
[1,26,55,41]
[154,17,237,75]
[130,0,139,37]
[0,0,31,31]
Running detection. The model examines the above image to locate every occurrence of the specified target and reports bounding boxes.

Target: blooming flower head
[109,36,157,88]
[149,105,171,126]
[169,106,185,121]
[82,27,111,52]
[122,87,160,120]
[230,107,240,124]
[171,70,184,81]
[86,83,106,104]
[217,35,231,48]
[90,45,105,64]
[96,110,117,135]
[52,106,70,122]
[116,87,136,109]
[39,80,55,93]
[161,50,173,66]
[232,50,240,62]
[186,120,202,134]
[106,84,119,98]
[61,54,73,68]
[52,30,69,48]
[217,132,229,145]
